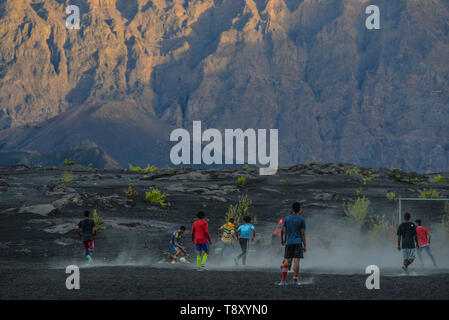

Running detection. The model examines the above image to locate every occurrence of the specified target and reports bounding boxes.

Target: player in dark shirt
[76,210,97,264]
[397,212,418,274]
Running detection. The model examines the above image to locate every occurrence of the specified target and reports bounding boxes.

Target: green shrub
[346,168,361,175]
[401,177,424,183]
[88,163,93,168]
[94,209,103,231]
[279,179,286,185]
[236,176,246,186]
[369,214,394,241]
[128,164,158,173]
[357,188,363,197]
[362,177,372,185]
[182,179,188,183]
[242,164,249,169]
[343,196,370,226]
[362,170,372,176]
[124,184,138,198]
[145,187,170,207]
[386,192,398,201]
[63,171,73,186]
[225,194,252,225]
[63,159,75,166]
[431,174,446,183]
[419,189,441,199]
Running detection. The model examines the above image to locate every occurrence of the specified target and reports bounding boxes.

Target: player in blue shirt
[279,202,306,286]
[234,216,255,266]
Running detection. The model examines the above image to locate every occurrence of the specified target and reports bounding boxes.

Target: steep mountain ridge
[0,0,448,171]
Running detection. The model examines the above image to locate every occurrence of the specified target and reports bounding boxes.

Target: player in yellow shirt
[218,218,235,259]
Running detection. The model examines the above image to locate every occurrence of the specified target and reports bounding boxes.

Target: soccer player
[170,226,189,264]
[191,211,212,271]
[234,216,255,266]
[218,218,235,259]
[75,210,97,264]
[270,218,284,260]
[279,202,306,286]
[397,212,418,274]
[415,219,437,267]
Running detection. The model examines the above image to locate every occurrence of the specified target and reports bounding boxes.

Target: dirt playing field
[1,262,449,300]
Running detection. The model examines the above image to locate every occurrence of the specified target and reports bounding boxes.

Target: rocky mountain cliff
[0,0,448,171]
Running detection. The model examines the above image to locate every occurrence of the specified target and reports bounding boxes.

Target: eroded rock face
[18,204,57,216]
[0,0,448,172]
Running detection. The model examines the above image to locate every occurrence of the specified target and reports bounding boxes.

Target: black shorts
[284,243,304,259]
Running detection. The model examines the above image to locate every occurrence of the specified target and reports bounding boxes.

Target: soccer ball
[180,257,186,263]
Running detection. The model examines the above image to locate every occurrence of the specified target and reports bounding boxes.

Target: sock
[293,275,299,282]
[201,253,208,266]
[173,252,179,261]
[281,264,289,282]
[197,255,201,268]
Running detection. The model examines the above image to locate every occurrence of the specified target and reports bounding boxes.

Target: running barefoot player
[191,211,212,271]
[75,210,97,264]
[279,202,306,286]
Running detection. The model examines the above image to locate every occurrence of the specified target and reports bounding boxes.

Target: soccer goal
[398,198,449,224]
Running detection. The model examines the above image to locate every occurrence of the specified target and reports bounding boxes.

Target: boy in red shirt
[415,219,437,267]
[191,211,212,270]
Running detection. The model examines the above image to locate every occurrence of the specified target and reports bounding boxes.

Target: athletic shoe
[234,257,239,266]
[185,260,191,264]
[278,281,287,286]
[171,259,176,264]
[200,265,208,271]
[402,266,409,274]
[292,281,301,286]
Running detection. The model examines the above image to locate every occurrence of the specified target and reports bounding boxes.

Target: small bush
[94,209,103,231]
[343,196,370,226]
[236,176,246,186]
[145,187,170,207]
[63,171,73,186]
[419,189,441,199]
[124,184,138,198]
[362,177,372,185]
[242,164,249,169]
[362,170,372,176]
[357,188,363,197]
[63,159,75,166]
[369,214,394,241]
[386,192,398,201]
[279,179,286,185]
[128,164,158,173]
[225,194,252,225]
[401,177,424,183]
[431,174,446,183]
[346,168,361,175]
[88,163,93,168]
[182,179,188,183]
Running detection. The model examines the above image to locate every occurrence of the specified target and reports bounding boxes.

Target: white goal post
[398,198,449,224]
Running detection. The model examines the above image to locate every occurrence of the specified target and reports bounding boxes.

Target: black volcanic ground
[1,163,449,299]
